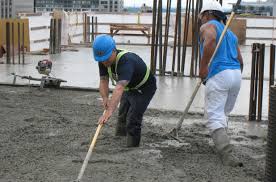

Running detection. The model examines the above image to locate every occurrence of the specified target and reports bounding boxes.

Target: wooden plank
[0,19,30,52]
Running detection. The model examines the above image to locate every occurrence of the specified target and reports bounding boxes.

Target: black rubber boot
[212,128,243,167]
[115,119,127,136]
[126,134,140,147]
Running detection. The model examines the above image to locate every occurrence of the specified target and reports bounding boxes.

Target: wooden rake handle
[76,119,104,181]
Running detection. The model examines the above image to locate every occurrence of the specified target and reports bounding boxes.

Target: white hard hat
[200,0,224,14]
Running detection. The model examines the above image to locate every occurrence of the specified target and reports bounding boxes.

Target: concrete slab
[0,45,272,118]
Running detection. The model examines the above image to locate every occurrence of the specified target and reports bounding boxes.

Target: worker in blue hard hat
[92,34,156,147]
[198,0,244,167]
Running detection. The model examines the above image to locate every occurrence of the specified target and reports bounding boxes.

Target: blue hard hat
[92,34,116,62]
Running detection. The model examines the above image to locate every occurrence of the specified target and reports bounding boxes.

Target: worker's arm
[199,24,217,80]
[98,80,129,124]
[99,75,110,109]
[237,46,244,73]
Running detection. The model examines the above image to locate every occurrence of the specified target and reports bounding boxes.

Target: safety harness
[107,50,150,91]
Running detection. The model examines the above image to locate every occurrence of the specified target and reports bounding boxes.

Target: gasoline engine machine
[11,59,66,88]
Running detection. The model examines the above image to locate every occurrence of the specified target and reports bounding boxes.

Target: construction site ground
[0,85,266,182]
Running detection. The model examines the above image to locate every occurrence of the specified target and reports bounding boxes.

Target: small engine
[36,59,52,76]
[12,59,66,88]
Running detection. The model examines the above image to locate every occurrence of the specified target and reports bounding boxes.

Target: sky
[123,0,266,10]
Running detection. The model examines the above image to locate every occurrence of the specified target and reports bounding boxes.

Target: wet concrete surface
[0,45,272,118]
[0,86,266,182]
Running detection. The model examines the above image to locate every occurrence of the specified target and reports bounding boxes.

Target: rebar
[257,44,265,121]
[22,22,25,64]
[269,44,275,86]
[162,0,172,76]
[150,0,158,74]
[171,0,181,76]
[249,43,258,121]
[12,22,14,64]
[6,22,10,64]
[18,22,21,64]
[181,0,191,76]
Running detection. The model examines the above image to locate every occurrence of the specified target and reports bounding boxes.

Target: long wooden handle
[76,123,104,181]
[174,12,237,133]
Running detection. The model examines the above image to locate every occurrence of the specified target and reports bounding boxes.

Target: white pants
[205,69,241,132]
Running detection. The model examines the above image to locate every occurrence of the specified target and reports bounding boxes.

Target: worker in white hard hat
[198,0,244,167]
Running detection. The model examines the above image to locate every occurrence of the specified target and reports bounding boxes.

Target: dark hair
[208,10,227,25]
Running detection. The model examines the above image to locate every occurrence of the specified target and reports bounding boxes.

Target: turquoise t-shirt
[199,20,241,80]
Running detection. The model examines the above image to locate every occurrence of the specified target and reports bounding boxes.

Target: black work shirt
[98,49,156,92]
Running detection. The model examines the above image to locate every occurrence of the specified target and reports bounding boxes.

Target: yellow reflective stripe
[116,50,128,63]
[134,66,150,89]
[115,50,128,74]
[107,67,116,86]
[108,49,150,91]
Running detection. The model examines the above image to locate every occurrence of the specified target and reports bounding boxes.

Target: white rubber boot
[211,128,243,167]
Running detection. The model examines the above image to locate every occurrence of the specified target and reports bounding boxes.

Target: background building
[14,0,34,14]
[35,0,124,12]
[232,0,276,16]
[0,0,34,18]
[0,0,15,18]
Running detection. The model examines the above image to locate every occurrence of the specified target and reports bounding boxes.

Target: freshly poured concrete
[0,86,266,182]
[0,45,272,118]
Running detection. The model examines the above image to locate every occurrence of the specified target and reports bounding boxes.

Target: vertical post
[83,13,87,43]
[18,22,21,64]
[55,19,59,53]
[190,0,196,77]
[181,0,191,76]
[150,0,157,74]
[22,22,25,64]
[191,0,201,77]
[253,43,260,121]
[171,0,181,76]
[91,16,94,42]
[12,22,15,64]
[195,0,203,76]
[50,19,54,54]
[86,16,90,43]
[154,0,160,75]
[158,0,162,75]
[58,19,62,53]
[95,16,98,37]
[257,44,265,121]
[270,44,275,86]
[177,0,182,77]
[6,22,11,64]
[49,19,53,54]
[249,43,257,121]
[162,0,172,76]
[53,18,57,54]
